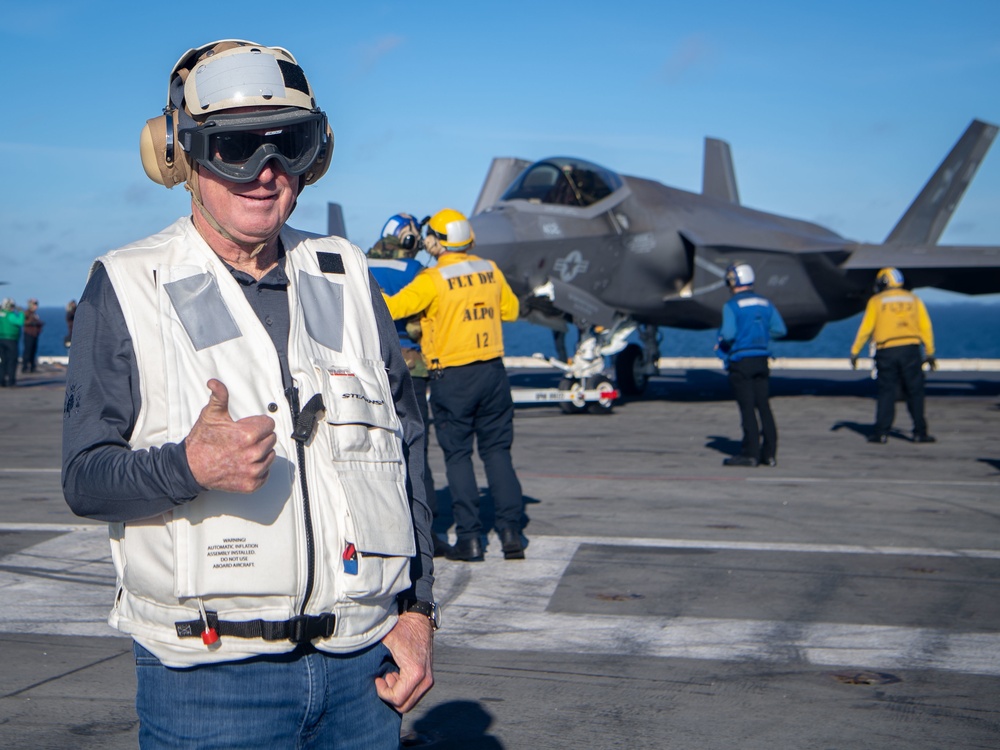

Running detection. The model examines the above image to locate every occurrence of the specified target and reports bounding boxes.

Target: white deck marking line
[432,535,1000,676]
[3,531,998,675]
[521,472,1000,487]
[0,523,100,532]
[745,477,1000,487]
[561,535,1000,559]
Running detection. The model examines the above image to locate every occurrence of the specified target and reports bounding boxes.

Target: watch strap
[400,599,440,630]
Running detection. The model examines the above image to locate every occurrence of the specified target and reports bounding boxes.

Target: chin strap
[186,172,269,258]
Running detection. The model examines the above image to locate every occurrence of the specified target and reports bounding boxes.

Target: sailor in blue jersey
[716,263,787,467]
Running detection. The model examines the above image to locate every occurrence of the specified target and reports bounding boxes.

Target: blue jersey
[717,290,787,363]
[369,257,425,347]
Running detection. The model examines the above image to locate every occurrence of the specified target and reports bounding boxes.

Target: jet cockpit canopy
[501,157,623,208]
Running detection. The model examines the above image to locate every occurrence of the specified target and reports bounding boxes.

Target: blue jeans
[134,641,401,749]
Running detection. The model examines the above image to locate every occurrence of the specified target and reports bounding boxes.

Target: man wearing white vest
[61,40,435,748]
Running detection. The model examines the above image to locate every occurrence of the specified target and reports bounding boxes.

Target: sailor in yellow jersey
[850,267,937,444]
[385,209,526,561]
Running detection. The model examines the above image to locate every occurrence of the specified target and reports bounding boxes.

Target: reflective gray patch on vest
[298,270,344,352]
[437,259,494,279]
[164,274,242,351]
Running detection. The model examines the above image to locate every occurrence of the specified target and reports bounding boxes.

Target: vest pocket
[337,471,416,602]
[316,357,403,463]
[171,457,300,598]
[314,356,415,601]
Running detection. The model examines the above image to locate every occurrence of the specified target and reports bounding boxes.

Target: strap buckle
[287,613,336,644]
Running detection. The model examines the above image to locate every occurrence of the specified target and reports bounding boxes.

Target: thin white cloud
[657,34,714,85]
[355,35,405,77]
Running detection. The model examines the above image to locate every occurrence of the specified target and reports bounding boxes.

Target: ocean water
[29,302,1000,360]
[500,302,1000,360]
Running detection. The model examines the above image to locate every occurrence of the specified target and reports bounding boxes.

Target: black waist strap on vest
[175,612,336,644]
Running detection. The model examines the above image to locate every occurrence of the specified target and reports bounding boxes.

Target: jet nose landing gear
[555,375,618,414]
[510,321,636,413]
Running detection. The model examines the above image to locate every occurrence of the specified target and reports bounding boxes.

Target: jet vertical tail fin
[472,157,532,215]
[702,137,740,204]
[885,119,998,245]
[327,202,347,239]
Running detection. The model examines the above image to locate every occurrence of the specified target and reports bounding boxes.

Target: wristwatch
[400,599,441,630]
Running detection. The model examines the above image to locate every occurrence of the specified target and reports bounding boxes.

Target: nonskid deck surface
[2,365,999,748]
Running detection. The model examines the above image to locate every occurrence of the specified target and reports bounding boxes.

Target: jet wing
[843,242,1000,295]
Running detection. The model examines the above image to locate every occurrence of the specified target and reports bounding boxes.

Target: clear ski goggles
[180,107,328,183]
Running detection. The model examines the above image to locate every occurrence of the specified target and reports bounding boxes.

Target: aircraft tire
[557,378,588,414]
[586,377,616,415]
[614,343,648,396]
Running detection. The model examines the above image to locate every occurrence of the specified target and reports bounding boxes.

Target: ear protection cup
[139,111,190,188]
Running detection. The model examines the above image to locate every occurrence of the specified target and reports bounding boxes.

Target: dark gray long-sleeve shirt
[62,242,433,601]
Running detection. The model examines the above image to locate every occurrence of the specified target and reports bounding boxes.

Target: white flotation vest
[99,217,415,667]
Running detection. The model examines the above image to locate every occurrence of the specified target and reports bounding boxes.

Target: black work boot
[432,536,453,558]
[723,455,758,467]
[446,536,484,562]
[499,528,525,560]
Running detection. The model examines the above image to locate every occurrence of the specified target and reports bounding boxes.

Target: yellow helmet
[875,267,904,292]
[426,208,473,250]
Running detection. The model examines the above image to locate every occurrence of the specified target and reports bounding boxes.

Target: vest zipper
[288,386,316,616]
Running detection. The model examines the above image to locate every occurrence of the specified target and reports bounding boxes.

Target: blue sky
[3,0,1000,306]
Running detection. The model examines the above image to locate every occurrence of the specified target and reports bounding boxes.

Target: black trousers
[727,356,777,462]
[22,334,39,373]
[430,358,523,540]
[410,375,437,518]
[0,339,18,386]
[873,344,927,437]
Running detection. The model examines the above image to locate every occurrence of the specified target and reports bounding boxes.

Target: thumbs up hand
[185,379,277,493]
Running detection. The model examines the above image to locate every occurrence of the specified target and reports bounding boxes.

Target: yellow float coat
[850,289,935,358]
[385,252,519,369]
